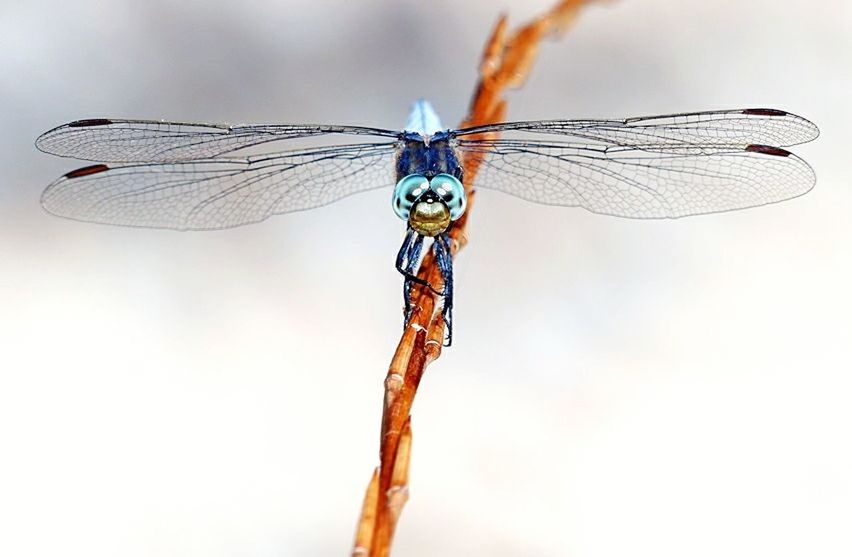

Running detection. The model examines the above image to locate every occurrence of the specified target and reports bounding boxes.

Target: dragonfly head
[393,173,466,236]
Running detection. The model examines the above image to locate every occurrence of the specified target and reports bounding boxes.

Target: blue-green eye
[430,174,466,220]
[392,174,429,220]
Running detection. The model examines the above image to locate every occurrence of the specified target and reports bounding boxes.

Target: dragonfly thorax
[396,131,463,180]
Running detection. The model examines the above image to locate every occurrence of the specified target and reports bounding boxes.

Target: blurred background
[1,1,849,556]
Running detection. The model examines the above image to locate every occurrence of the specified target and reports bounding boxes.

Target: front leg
[396,228,426,327]
[395,228,439,293]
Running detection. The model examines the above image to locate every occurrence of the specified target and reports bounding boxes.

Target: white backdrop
[1,1,849,556]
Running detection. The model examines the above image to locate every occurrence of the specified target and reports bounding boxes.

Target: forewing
[454,109,819,154]
[456,139,815,218]
[36,119,400,163]
[41,142,400,230]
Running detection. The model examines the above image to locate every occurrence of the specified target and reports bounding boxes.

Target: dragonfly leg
[403,235,422,326]
[397,228,427,327]
[395,228,441,294]
[434,232,454,346]
[395,229,453,338]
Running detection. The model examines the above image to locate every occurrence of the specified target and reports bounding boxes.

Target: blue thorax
[397,100,463,181]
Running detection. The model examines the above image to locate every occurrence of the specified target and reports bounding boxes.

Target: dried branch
[352,2,601,555]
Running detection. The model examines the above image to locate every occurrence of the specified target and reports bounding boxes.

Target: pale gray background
[1,1,849,556]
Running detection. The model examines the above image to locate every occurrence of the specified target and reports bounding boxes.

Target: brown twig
[352,2,600,555]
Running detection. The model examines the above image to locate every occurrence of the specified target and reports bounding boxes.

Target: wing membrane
[41,142,400,230]
[457,139,815,218]
[36,119,400,163]
[454,109,819,154]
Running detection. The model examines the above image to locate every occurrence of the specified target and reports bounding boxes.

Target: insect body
[391,104,467,340]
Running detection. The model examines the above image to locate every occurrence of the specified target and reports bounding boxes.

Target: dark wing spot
[64,164,110,178]
[742,108,788,117]
[67,118,114,128]
[745,144,792,157]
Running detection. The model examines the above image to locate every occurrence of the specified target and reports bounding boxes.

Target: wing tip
[36,119,114,155]
[41,164,114,217]
[743,108,820,143]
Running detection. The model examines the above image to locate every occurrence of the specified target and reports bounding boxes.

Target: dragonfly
[36,100,818,345]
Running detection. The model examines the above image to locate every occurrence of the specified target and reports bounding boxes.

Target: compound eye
[430,174,466,220]
[392,174,430,220]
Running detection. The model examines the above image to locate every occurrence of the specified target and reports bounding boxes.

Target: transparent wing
[456,139,815,218]
[453,109,819,153]
[36,118,400,163]
[41,142,400,230]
